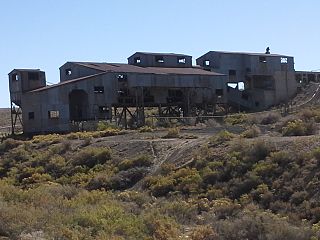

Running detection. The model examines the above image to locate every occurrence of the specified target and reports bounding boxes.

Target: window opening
[134,57,141,64]
[94,86,104,93]
[178,57,186,64]
[65,68,72,76]
[48,110,59,119]
[117,74,128,82]
[155,56,164,63]
[28,112,34,120]
[281,57,288,64]
[259,57,267,63]
[99,106,109,113]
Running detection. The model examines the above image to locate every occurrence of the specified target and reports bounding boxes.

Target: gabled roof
[30,62,224,93]
[68,62,223,76]
[128,52,192,58]
[30,72,106,92]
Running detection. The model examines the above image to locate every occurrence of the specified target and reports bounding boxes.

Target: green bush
[0,138,21,153]
[139,126,154,132]
[163,127,180,138]
[241,125,261,138]
[282,119,316,136]
[147,176,176,197]
[96,121,120,131]
[71,147,112,168]
[224,113,248,125]
[118,155,153,171]
[209,130,234,145]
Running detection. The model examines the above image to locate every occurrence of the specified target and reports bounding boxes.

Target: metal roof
[198,51,292,58]
[8,69,42,75]
[128,52,192,58]
[30,72,106,92]
[29,62,224,93]
[70,62,223,76]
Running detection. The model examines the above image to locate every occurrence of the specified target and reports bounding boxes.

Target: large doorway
[69,89,89,121]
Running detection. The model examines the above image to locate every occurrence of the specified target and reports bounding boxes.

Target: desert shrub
[71,147,112,168]
[145,117,158,128]
[290,191,308,205]
[117,191,151,207]
[252,161,278,177]
[0,138,21,153]
[96,121,120,131]
[172,168,202,195]
[229,174,260,199]
[32,134,63,145]
[147,176,176,197]
[211,198,241,219]
[190,225,218,240]
[163,127,180,138]
[106,167,146,190]
[139,126,154,132]
[282,119,317,136]
[209,130,234,145]
[247,140,272,162]
[269,151,291,166]
[241,125,261,138]
[216,207,313,240]
[160,200,198,224]
[224,113,248,125]
[299,108,320,122]
[45,155,67,178]
[21,173,53,185]
[143,211,180,240]
[206,188,224,201]
[118,155,153,171]
[260,112,280,125]
[201,168,219,185]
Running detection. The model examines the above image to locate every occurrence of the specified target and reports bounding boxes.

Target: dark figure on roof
[265,47,270,54]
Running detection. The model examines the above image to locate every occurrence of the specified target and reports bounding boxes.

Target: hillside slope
[2,107,320,239]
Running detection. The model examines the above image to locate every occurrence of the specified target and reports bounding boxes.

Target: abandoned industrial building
[9,50,299,134]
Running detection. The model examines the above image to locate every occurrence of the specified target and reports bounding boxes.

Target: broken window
[65,68,72,76]
[99,106,109,113]
[28,112,34,120]
[229,70,236,76]
[155,56,164,63]
[12,74,19,81]
[94,86,104,93]
[259,57,267,63]
[48,110,59,119]
[296,74,302,83]
[204,60,210,66]
[117,74,128,82]
[178,57,186,64]
[28,72,39,80]
[238,82,245,91]
[227,83,237,89]
[134,57,141,64]
[281,57,288,64]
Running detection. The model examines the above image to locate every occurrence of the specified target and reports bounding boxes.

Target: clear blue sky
[1,0,319,107]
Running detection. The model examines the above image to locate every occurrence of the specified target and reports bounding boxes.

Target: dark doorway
[69,89,89,121]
